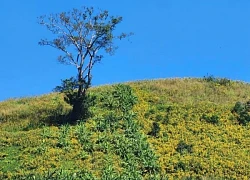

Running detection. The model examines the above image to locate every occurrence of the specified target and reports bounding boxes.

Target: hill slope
[0,78,250,179]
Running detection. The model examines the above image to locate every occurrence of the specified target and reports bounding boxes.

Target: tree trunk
[71,98,83,122]
[70,67,91,122]
[77,67,83,97]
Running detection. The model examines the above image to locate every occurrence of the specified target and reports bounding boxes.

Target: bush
[203,75,231,86]
[174,161,187,171]
[144,109,156,119]
[54,77,97,122]
[95,84,160,177]
[75,121,93,152]
[232,101,250,125]
[200,114,220,124]
[100,84,137,113]
[148,122,160,137]
[218,78,231,86]
[57,124,71,149]
[96,84,137,133]
[176,140,193,154]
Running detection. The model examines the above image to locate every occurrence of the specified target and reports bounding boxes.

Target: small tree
[38,6,132,122]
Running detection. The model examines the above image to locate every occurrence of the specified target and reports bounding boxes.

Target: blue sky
[0,0,250,101]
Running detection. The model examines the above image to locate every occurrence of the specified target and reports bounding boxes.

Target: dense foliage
[232,100,250,125]
[54,77,97,122]
[0,78,250,179]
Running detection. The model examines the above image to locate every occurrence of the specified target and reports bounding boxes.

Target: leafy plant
[95,84,160,177]
[75,121,93,152]
[101,159,119,180]
[232,101,250,125]
[100,84,138,113]
[148,122,160,137]
[176,140,193,154]
[200,114,220,124]
[54,77,97,122]
[57,124,71,149]
[174,161,187,171]
[96,84,137,133]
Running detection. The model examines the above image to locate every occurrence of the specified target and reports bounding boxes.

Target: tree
[38,6,132,122]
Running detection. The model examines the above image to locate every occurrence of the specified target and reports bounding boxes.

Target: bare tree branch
[38,6,133,121]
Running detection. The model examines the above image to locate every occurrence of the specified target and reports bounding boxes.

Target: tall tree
[38,6,132,122]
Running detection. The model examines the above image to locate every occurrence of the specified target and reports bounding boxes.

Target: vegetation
[232,100,250,125]
[203,74,231,86]
[38,6,132,122]
[1,78,250,179]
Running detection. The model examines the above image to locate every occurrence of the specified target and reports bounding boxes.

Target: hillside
[0,78,250,179]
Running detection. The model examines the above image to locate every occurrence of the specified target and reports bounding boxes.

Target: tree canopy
[38,6,132,121]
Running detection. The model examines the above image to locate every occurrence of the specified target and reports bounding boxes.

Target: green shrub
[96,84,137,133]
[176,140,193,154]
[218,78,231,86]
[174,161,187,171]
[148,122,160,137]
[100,84,137,113]
[156,104,166,111]
[75,121,93,152]
[54,77,97,122]
[203,74,216,83]
[155,114,163,121]
[163,114,170,124]
[203,75,231,86]
[101,160,119,180]
[95,84,160,177]
[232,102,245,114]
[57,124,71,149]
[0,113,4,122]
[232,101,250,125]
[144,109,156,119]
[200,114,220,124]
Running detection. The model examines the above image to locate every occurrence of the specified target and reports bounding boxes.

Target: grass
[0,78,250,179]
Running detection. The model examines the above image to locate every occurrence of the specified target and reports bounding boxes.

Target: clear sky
[0,0,250,101]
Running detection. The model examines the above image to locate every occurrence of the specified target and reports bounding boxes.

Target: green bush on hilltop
[203,74,231,86]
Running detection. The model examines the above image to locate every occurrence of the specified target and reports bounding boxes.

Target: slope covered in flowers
[0,78,250,179]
